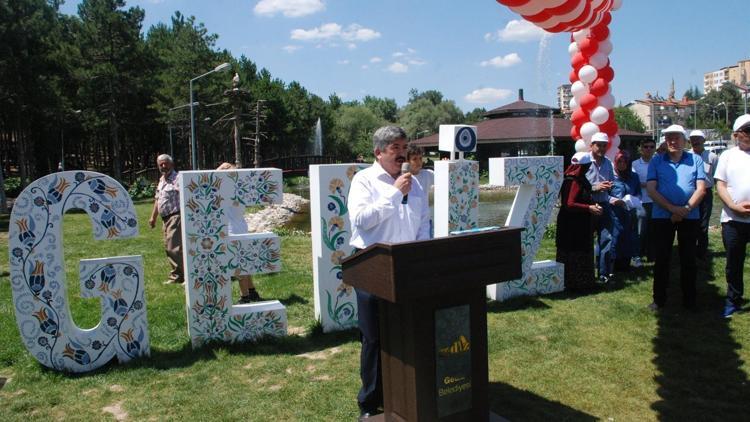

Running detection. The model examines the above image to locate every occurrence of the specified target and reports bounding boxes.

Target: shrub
[128,176,156,200]
[4,177,25,197]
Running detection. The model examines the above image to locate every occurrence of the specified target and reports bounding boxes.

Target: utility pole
[253,100,266,168]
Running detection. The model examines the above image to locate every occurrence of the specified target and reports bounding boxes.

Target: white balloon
[572,29,590,43]
[571,81,589,99]
[590,106,610,125]
[599,93,615,109]
[575,139,588,152]
[590,52,609,69]
[568,41,580,56]
[611,134,621,148]
[598,39,613,55]
[605,145,617,161]
[581,122,600,141]
[612,0,623,11]
[578,65,598,84]
[569,97,579,111]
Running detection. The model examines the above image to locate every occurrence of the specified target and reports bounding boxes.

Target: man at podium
[348,126,431,419]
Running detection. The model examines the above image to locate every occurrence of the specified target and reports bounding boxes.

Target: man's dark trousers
[652,218,699,307]
[356,289,382,413]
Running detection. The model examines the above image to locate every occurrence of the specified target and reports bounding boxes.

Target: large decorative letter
[487,157,564,300]
[310,164,367,332]
[180,169,287,347]
[434,160,480,237]
[9,171,149,372]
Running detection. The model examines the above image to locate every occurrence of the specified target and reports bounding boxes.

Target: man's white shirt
[348,161,431,249]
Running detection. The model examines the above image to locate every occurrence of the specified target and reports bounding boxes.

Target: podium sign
[343,228,522,421]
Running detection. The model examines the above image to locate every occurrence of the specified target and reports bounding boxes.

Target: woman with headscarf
[556,152,603,291]
[611,150,642,272]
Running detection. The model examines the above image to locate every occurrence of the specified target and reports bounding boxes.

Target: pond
[285,181,520,233]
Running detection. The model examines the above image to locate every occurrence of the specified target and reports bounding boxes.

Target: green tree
[331,104,383,158]
[614,107,646,133]
[464,107,487,124]
[398,90,463,138]
[683,85,702,101]
[695,83,742,135]
[362,95,398,122]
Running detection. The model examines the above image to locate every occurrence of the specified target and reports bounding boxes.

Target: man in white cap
[689,129,718,259]
[586,132,623,283]
[632,139,657,263]
[646,124,706,311]
[714,114,750,317]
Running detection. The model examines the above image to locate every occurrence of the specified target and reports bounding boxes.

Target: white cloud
[254,0,325,18]
[361,64,369,70]
[464,88,513,104]
[290,23,380,47]
[498,20,547,42]
[387,62,408,73]
[484,32,495,42]
[337,59,350,65]
[369,56,382,63]
[480,53,521,68]
[393,51,406,58]
[283,45,301,53]
[408,59,427,66]
[347,43,357,50]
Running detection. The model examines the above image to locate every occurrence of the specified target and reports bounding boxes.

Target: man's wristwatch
[684,204,691,211]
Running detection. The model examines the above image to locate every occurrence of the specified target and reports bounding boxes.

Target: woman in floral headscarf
[611,150,641,272]
[556,152,603,291]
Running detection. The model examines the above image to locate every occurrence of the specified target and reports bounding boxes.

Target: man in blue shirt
[586,132,624,283]
[646,125,706,311]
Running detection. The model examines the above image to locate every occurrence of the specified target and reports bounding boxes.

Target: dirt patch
[102,401,128,421]
[268,385,282,392]
[83,389,98,397]
[313,375,332,381]
[295,346,341,360]
[287,326,307,336]
[109,384,125,393]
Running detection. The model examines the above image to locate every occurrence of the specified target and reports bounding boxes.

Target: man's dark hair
[407,143,425,159]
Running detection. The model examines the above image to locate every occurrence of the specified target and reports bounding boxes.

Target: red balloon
[571,52,587,71]
[496,0,530,6]
[569,69,579,83]
[601,119,618,136]
[609,109,616,121]
[600,12,612,26]
[549,0,580,15]
[578,37,598,56]
[524,10,552,24]
[599,66,615,82]
[570,125,581,140]
[589,78,609,97]
[571,109,587,126]
[579,94,598,111]
[590,24,609,41]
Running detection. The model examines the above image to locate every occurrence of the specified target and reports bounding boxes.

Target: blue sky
[60,0,750,112]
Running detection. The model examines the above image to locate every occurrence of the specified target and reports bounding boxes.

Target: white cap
[689,130,705,139]
[662,124,686,138]
[571,152,592,165]
[733,114,750,132]
[591,132,609,144]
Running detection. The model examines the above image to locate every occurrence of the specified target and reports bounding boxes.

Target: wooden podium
[342,228,522,421]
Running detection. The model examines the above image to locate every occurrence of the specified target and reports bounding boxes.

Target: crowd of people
[556,114,750,319]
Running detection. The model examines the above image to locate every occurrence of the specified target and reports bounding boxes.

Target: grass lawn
[2,201,750,421]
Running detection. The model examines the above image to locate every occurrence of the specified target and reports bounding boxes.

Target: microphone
[401,162,411,204]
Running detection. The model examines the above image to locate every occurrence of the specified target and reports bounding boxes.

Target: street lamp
[189,62,231,169]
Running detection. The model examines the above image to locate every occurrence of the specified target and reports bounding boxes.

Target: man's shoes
[723,303,741,319]
[647,302,662,312]
[163,279,183,285]
[359,409,382,421]
[598,275,610,285]
[238,289,263,304]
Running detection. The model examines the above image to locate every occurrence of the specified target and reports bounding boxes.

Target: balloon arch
[496,0,623,159]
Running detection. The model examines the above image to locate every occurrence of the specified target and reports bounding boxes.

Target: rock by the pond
[244,193,310,232]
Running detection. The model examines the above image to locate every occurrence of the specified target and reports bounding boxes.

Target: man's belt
[161,211,179,222]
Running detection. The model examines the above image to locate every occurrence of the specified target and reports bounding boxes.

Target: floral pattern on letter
[310,164,368,332]
[487,156,564,301]
[181,169,287,347]
[8,171,149,373]
[434,160,479,238]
